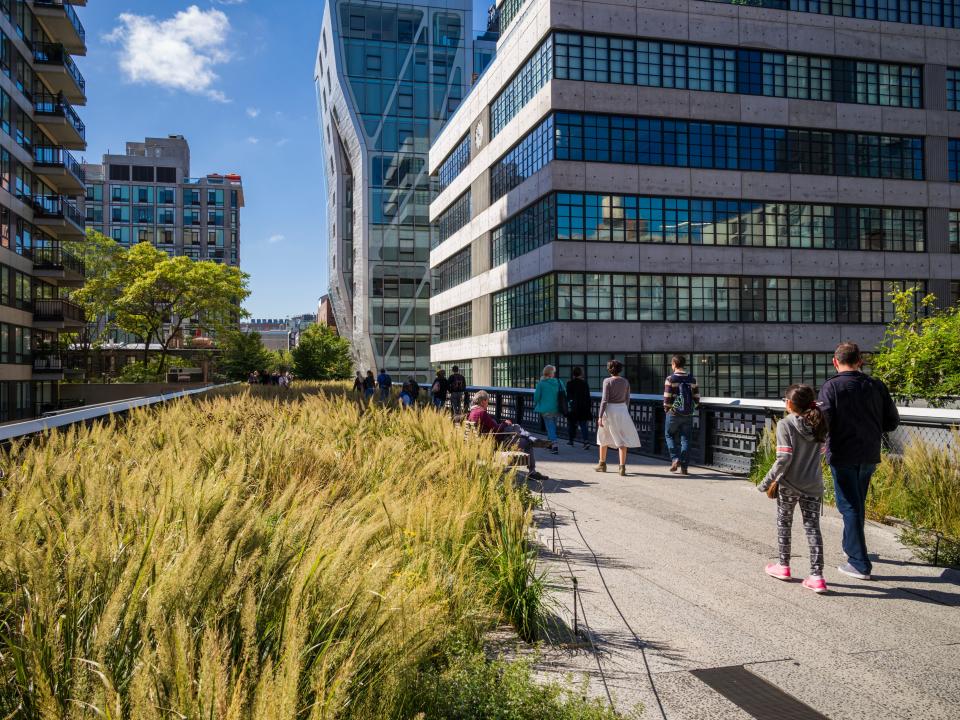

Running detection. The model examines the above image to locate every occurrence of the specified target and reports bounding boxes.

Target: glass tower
[316,0,494,379]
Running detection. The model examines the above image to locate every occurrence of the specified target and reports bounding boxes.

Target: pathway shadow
[827,580,960,607]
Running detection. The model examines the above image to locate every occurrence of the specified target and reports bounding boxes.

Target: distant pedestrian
[247,370,258,385]
[758,384,829,594]
[352,372,363,393]
[400,376,420,408]
[376,369,393,402]
[534,365,564,455]
[565,367,593,449]
[596,360,641,476]
[663,354,700,476]
[363,370,375,400]
[260,370,270,385]
[279,371,291,389]
[448,365,467,416]
[819,342,900,581]
[430,369,448,409]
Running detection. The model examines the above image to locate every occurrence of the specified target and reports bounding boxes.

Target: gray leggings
[777,489,824,576]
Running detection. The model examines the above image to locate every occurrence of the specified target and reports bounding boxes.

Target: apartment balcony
[31,195,85,239]
[33,92,85,150]
[32,241,85,287]
[33,298,85,329]
[30,1,86,56]
[32,352,65,379]
[32,42,86,104]
[33,145,85,194]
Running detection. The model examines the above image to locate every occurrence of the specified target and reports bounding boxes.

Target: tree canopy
[72,231,249,368]
[872,287,960,401]
[219,331,275,380]
[291,324,352,380]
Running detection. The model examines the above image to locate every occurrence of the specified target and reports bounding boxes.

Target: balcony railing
[32,1,86,44]
[33,145,85,181]
[33,92,86,140]
[33,241,85,275]
[32,41,86,94]
[31,194,85,228]
[32,352,64,372]
[33,298,84,323]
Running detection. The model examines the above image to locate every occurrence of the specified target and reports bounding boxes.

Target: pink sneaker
[802,576,828,594]
[765,563,791,580]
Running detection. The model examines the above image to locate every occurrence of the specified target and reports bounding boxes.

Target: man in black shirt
[448,365,467,416]
[818,342,900,581]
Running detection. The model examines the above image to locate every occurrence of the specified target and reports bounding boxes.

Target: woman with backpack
[565,367,593,450]
[431,369,448,409]
[362,370,375,401]
[757,383,828,594]
[533,365,564,455]
[596,360,641,476]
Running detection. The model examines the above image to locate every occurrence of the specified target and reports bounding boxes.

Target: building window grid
[494,272,925,330]
[701,0,960,31]
[437,134,470,191]
[492,36,553,137]
[491,194,556,265]
[434,191,471,247]
[949,211,960,253]
[950,139,960,181]
[490,115,555,201]
[434,303,472,342]
[434,247,471,295]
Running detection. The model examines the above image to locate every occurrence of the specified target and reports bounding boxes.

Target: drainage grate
[691,665,830,720]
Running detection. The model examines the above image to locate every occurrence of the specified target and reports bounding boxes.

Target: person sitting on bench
[466,391,548,481]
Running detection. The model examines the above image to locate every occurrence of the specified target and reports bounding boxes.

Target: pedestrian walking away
[534,365,565,454]
[818,342,899,580]
[448,365,467,416]
[363,370,376,401]
[376,369,393,402]
[352,372,363,394]
[663,354,700,475]
[565,366,593,449]
[758,384,829,594]
[596,360,642,476]
[431,368,449,409]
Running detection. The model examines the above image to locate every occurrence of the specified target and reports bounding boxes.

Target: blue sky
[79,1,491,319]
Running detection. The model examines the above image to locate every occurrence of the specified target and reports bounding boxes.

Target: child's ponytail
[785,383,827,442]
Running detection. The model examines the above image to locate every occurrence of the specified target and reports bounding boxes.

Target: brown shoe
[680,465,689,475]
[595,462,606,473]
[619,465,626,476]
[670,460,679,472]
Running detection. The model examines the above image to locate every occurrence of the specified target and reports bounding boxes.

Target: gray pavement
[526,444,960,719]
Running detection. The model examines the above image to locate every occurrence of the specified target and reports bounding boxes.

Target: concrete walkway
[528,445,960,719]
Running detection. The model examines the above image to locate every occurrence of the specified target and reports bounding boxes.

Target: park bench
[463,419,531,468]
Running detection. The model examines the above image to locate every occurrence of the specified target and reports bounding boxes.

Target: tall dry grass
[0,384,557,719]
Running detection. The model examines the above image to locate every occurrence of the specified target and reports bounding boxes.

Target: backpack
[431,380,442,394]
[670,373,697,415]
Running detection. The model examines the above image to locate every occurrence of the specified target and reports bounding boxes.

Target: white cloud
[267,234,285,244]
[275,138,290,147]
[246,106,260,118]
[246,136,259,144]
[215,0,246,4]
[106,6,232,102]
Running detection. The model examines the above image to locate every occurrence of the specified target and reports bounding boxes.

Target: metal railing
[31,194,85,228]
[33,298,84,323]
[33,92,86,140]
[33,145,85,181]
[32,241,85,275]
[32,0,86,44]
[32,41,86,93]
[442,386,960,475]
[32,352,63,372]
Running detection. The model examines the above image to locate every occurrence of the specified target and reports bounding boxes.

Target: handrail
[32,41,86,93]
[0,383,237,443]
[31,0,85,43]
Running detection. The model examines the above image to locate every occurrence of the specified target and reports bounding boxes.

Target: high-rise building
[0,0,88,420]
[83,136,243,267]
[317,0,495,379]
[428,0,960,397]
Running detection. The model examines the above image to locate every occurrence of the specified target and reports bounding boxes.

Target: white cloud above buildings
[267,234,285,244]
[106,6,232,102]
[246,106,261,118]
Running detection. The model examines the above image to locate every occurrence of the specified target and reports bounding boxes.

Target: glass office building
[316,0,495,378]
[428,0,960,398]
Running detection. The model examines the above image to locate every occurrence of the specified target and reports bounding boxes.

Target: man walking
[376,368,393,402]
[819,342,899,581]
[663,354,700,475]
[448,365,467,416]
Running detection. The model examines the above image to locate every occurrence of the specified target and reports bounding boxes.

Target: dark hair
[607,360,623,376]
[572,366,583,378]
[452,365,459,372]
[834,342,862,366]
[671,354,686,369]
[785,384,827,442]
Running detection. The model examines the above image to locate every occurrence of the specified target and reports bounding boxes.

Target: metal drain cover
[691,665,830,720]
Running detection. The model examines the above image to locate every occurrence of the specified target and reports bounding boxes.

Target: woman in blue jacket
[534,365,564,454]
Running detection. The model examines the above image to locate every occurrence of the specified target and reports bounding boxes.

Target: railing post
[698,405,711,466]
[494,391,503,422]
[515,393,524,425]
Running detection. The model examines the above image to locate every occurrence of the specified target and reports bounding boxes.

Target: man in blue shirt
[376,369,392,402]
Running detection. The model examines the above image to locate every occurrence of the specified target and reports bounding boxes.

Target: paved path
[526,445,960,719]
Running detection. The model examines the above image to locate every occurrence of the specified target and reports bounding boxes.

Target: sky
[77,0,492,320]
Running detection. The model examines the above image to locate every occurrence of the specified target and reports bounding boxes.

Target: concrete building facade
[0,0,88,420]
[316,0,495,380]
[428,0,960,396]
[83,136,243,268]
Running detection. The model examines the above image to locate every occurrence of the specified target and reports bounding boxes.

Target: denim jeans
[664,413,693,466]
[449,391,465,415]
[541,413,558,444]
[568,419,590,443]
[432,395,445,409]
[830,463,878,575]
[379,388,390,402]
[364,388,374,400]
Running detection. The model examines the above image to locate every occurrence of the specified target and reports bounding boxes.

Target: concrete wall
[61,383,213,406]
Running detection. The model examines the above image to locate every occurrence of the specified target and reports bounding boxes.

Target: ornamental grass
[0,383,607,719]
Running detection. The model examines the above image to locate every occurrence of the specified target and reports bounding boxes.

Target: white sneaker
[837,563,871,581]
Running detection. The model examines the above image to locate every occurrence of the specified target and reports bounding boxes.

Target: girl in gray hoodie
[758,384,829,594]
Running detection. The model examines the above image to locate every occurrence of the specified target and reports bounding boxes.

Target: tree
[872,286,960,401]
[73,234,250,370]
[291,325,352,380]
[220,331,274,380]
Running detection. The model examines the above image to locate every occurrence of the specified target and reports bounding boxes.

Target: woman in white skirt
[596,360,641,476]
